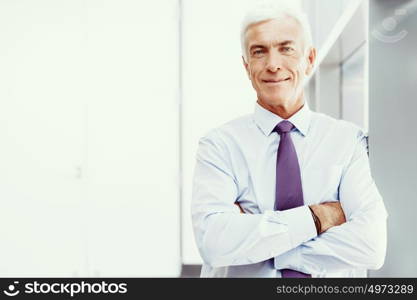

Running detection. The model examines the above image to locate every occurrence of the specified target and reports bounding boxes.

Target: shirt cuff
[274,246,302,270]
[277,205,317,248]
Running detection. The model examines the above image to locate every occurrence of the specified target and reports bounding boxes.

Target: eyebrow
[249,40,295,52]
[276,40,295,46]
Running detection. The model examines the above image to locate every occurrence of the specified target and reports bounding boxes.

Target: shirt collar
[253,100,311,137]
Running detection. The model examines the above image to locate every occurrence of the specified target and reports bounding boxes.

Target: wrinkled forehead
[245,17,304,49]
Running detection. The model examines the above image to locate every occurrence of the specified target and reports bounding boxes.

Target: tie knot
[274,120,294,134]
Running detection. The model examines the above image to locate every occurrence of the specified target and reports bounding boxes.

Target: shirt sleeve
[192,130,317,268]
[274,131,388,275]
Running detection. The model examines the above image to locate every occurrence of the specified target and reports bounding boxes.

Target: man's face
[243,17,316,111]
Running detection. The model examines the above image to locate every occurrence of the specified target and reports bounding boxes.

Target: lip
[262,77,291,85]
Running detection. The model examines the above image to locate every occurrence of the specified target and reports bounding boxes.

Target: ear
[305,47,317,76]
[242,56,251,79]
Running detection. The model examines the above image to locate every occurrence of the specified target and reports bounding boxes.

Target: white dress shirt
[191,102,388,277]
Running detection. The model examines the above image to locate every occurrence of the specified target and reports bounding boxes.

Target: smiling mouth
[262,78,291,84]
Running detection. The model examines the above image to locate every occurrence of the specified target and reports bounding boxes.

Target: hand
[309,202,346,234]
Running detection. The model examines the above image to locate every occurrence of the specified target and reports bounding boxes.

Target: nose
[266,51,283,73]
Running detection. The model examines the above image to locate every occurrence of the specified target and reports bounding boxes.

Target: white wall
[0,0,180,277]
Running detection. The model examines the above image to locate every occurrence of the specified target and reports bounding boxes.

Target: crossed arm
[236,201,346,235]
[272,137,388,274]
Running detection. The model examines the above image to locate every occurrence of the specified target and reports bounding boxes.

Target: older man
[191,5,387,277]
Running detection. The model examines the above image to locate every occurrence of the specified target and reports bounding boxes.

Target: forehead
[245,17,303,47]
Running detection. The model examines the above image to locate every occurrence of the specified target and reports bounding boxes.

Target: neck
[258,93,305,119]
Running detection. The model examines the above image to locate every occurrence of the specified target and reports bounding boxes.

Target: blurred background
[0,0,415,277]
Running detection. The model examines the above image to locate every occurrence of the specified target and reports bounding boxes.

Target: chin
[261,93,293,107]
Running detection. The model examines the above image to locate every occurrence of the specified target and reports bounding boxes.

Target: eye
[251,48,265,57]
[281,46,294,53]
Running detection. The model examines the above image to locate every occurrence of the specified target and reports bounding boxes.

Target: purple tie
[273,120,311,278]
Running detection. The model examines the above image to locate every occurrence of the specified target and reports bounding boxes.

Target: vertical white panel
[0,0,180,277]
[342,45,367,129]
[308,0,368,127]
[0,0,87,276]
[312,0,345,49]
[317,65,341,119]
[84,0,180,276]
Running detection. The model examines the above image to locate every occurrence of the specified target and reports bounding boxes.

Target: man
[191,5,387,277]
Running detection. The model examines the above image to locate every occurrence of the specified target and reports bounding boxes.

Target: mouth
[262,77,291,85]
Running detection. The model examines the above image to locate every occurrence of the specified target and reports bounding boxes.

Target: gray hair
[241,3,313,61]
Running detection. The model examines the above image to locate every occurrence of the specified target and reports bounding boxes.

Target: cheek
[287,57,306,77]
[292,66,305,83]
[251,70,263,86]
[249,62,264,79]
